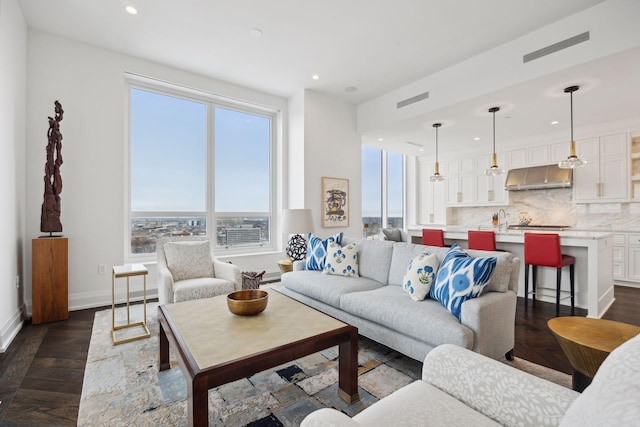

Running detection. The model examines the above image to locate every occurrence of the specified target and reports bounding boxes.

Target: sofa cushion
[466,249,514,293]
[430,244,497,319]
[305,233,343,271]
[281,270,384,308]
[353,380,501,427]
[388,242,431,286]
[402,253,439,301]
[173,277,236,303]
[163,240,214,281]
[343,238,394,284]
[340,286,474,349]
[560,333,640,427]
[323,242,359,277]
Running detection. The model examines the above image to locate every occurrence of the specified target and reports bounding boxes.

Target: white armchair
[156,236,241,305]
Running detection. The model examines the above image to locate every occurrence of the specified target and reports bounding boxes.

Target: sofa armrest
[423,344,579,427]
[460,290,517,359]
[212,258,242,291]
[293,260,307,271]
[157,264,175,305]
[301,408,362,427]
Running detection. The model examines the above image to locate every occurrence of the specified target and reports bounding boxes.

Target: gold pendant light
[484,107,504,176]
[558,85,587,169]
[430,123,445,182]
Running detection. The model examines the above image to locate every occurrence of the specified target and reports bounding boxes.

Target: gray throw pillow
[382,228,402,242]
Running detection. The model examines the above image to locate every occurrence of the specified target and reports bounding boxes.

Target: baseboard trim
[0,305,25,353]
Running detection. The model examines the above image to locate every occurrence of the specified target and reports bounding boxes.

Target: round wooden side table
[277,259,293,273]
[548,317,640,391]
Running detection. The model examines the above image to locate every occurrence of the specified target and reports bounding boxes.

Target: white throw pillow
[402,253,439,301]
[323,242,359,277]
[163,240,214,281]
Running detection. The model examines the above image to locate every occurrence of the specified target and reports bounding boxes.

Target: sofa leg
[505,349,514,361]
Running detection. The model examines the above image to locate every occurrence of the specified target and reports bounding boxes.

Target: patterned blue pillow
[402,253,439,301]
[323,242,359,277]
[305,232,343,271]
[430,244,497,319]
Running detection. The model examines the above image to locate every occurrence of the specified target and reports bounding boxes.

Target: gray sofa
[302,332,640,426]
[280,237,520,362]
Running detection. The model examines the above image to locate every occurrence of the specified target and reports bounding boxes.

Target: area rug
[78,302,571,427]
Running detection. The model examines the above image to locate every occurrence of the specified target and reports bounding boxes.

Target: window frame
[125,75,278,262]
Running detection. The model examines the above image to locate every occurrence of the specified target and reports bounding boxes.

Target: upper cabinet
[446,153,508,207]
[417,159,447,224]
[573,133,628,203]
[630,135,640,200]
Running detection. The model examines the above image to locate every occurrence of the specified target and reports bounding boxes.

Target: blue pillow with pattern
[305,232,343,271]
[323,242,359,277]
[430,244,497,319]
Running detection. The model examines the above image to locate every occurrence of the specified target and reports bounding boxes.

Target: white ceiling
[18,0,639,156]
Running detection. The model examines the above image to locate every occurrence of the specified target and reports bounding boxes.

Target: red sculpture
[40,100,64,234]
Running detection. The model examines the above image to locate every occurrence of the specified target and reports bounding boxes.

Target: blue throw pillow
[430,244,497,319]
[305,232,343,271]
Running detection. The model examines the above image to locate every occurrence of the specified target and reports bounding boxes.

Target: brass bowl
[227,290,269,316]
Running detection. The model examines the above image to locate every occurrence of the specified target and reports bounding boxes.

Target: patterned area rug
[78,301,571,427]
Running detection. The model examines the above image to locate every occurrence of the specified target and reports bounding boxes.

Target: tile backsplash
[447,188,640,230]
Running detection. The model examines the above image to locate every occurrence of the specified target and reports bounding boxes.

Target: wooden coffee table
[548,316,640,391]
[158,291,359,427]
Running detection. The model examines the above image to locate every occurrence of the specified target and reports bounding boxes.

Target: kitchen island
[408,226,614,318]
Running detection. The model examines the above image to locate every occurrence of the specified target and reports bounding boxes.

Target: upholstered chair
[156,236,241,305]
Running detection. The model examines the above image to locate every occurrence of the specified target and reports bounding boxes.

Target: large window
[362,147,404,237]
[128,82,275,257]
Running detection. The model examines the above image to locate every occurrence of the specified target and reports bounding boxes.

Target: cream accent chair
[156,236,241,305]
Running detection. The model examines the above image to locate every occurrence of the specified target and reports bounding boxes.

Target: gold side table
[277,259,293,273]
[111,264,151,345]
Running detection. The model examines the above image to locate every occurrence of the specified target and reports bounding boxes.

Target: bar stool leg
[532,265,537,307]
[524,264,530,309]
[570,264,575,314]
[556,268,562,316]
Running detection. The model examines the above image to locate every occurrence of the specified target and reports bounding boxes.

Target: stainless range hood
[505,164,573,191]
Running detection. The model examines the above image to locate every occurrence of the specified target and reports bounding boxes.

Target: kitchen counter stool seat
[468,230,496,251]
[422,229,445,247]
[524,232,575,316]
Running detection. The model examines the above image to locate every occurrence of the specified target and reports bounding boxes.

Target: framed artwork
[322,177,349,228]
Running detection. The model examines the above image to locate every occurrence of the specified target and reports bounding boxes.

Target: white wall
[25,31,290,311]
[303,90,361,238]
[0,0,27,352]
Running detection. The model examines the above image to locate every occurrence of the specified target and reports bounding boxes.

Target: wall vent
[397,91,429,109]
[523,31,590,63]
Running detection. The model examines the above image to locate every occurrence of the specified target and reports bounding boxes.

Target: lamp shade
[282,209,314,235]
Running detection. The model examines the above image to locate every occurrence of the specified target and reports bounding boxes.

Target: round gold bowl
[227,290,269,316]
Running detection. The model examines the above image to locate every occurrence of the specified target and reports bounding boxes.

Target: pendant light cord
[570,89,574,142]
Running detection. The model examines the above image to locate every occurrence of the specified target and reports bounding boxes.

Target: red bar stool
[422,229,445,247]
[468,230,496,251]
[524,232,575,316]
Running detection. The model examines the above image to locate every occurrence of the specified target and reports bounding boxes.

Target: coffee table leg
[188,377,209,427]
[337,328,360,404]
[159,321,170,371]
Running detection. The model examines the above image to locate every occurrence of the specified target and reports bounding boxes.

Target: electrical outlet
[15,276,19,289]
[98,264,106,275]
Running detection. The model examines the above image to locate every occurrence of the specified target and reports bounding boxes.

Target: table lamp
[282,209,314,261]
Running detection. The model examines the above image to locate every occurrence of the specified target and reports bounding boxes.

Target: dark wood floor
[1,286,639,426]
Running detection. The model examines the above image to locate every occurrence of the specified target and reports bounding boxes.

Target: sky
[130,88,270,213]
[362,146,403,218]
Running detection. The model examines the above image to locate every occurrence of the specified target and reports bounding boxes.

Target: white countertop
[408,225,612,240]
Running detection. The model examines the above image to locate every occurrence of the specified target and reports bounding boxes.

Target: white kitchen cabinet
[508,148,527,169]
[418,159,447,224]
[550,142,569,164]
[447,158,476,205]
[528,145,549,165]
[612,234,626,281]
[573,134,628,202]
[475,153,508,205]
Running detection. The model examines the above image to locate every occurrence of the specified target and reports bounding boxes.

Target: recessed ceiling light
[419,148,425,152]
[345,86,357,93]
[377,138,384,141]
[125,5,138,14]
[312,75,320,80]
[250,28,263,38]
[551,120,559,125]
[474,137,480,141]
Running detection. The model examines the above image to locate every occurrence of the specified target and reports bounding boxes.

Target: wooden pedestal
[32,237,69,324]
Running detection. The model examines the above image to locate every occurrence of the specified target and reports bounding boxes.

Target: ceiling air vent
[523,31,590,64]
[397,91,429,109]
